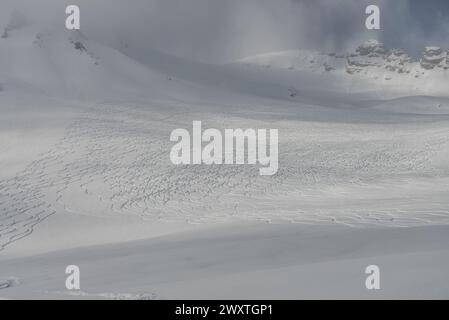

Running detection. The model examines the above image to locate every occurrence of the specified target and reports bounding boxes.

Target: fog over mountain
[1,0,448,62]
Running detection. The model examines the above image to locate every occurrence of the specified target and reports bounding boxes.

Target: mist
[1,0,448,62]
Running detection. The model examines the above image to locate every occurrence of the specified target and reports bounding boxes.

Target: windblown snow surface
[1,25,449,299]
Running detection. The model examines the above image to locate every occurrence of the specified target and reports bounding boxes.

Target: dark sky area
[381,0,449,56]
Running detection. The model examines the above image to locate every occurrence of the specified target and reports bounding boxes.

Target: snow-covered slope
[0,20,169,100]
[1,18,449,299]
[2,223,449,299]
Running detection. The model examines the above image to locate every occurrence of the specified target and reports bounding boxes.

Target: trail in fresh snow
[2,95,449,251]
[1,21,449,298]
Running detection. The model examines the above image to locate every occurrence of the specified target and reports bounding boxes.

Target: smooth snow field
[1,25,449,299]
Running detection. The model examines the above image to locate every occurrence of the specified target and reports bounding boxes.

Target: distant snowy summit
[238,40,449,81]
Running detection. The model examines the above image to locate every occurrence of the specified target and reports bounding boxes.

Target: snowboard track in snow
[2,100,449,251]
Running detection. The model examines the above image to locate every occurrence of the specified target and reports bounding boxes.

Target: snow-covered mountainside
[0,18,169,99]
[237,40,449,95]
[1,18,449,299]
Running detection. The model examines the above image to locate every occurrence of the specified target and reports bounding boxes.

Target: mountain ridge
[238,40,449,82]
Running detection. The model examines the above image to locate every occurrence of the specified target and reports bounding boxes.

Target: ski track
[1,100,449,251]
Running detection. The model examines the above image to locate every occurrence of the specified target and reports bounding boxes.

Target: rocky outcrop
[345,40,448,75]
[355,39,388,56]
[346,40,413,75]
[240,39,448,80]
[420,47,447,70]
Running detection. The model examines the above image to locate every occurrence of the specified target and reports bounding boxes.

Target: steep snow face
[237,40,449,96]
[0,23,167,99]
